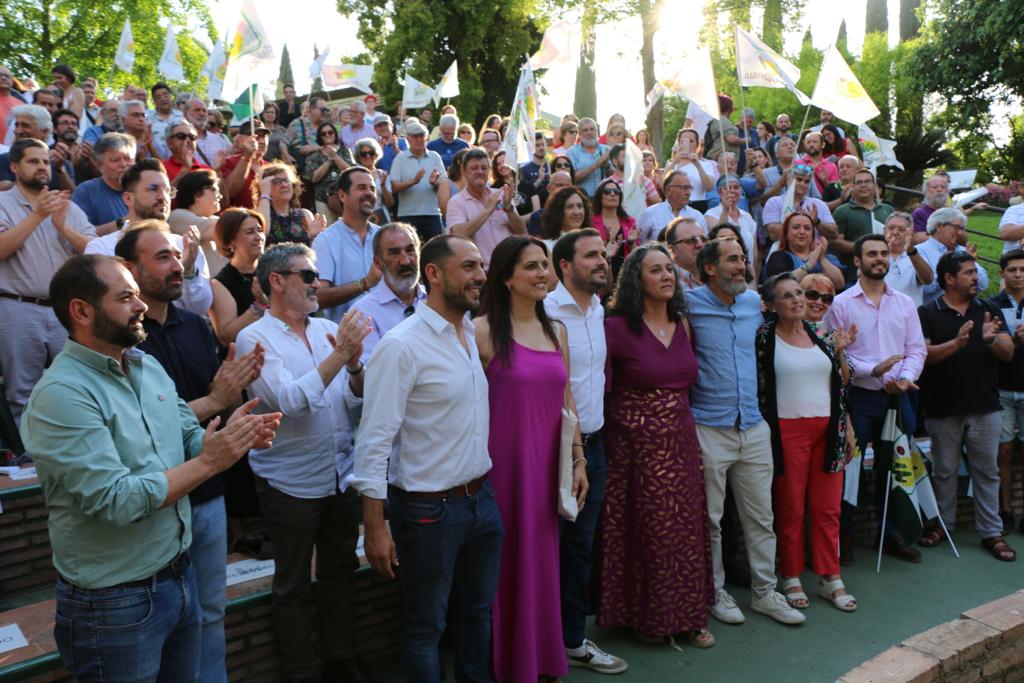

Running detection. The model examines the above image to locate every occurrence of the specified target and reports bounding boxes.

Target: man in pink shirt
[447,148,525,269]
[800,131,839,196]
[824,233,927,565]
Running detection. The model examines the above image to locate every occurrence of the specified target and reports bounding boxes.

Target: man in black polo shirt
[918,252,1016,561]
[115,221,265,682]
[989,249,1024,534]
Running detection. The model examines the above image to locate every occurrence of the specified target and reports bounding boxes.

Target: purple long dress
[598,316,715,636]
[487,340,568,682]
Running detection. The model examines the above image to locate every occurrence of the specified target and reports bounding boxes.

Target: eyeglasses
[321,130,336,137]
[943,223,966,231]
[319,107,330,113]
[778,288,804,301]
[358,150,377,158]
[141,183,174,198]
[270,176,291,186]
[275,269,319,284]
[853,179,875,186]
[554,162,571,168]
[672,236,706,247]
[804,290,834,304]
[170,133,197,142]
[566,128,578,134]
[207,121,222,129]
[666,184,693,191]
[602,186,622,196]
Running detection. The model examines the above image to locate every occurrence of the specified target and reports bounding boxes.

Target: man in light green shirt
[23,254,280,682]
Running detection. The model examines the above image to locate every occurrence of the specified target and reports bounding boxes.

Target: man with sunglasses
[665,216,706,291]
[236,243,376,683]
[917,207,989,305]
[162,121,210,183]
[825,233,927,564]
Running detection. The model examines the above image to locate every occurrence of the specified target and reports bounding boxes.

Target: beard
[718,273,747,297]
[383,268,419,296]
[95,307,146,348]
[862,263,888,280]
[926,191,949,208]
[442,278,480,314]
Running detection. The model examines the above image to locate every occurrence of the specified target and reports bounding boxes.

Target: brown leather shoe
[883,533,922,563]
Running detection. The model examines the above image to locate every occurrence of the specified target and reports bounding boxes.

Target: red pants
[773,417,843,577]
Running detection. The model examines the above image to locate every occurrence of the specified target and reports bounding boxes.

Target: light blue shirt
[351,279,426,362]
[916,236,989,305]
[312,219,380,322]
[566,142,609,196]
[685,285,764,430]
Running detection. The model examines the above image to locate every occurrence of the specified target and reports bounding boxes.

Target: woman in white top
[756,273,857,614]
[663,128,718,212]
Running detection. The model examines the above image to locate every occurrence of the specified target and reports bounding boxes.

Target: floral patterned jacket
[755,319,851,475]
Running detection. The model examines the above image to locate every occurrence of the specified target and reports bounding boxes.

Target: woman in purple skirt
[475,236,589,682]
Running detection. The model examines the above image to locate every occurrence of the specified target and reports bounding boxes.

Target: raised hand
[832,324,858,352]
[326,308,372,367]
[981,311,1002,344]
[871,353,903,378]
[181,226,200,277]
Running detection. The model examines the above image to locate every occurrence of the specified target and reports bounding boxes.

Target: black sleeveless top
[214,263,256,316]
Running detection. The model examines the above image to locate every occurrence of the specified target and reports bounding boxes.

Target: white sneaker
[750,591,807,625]
[709,589,745,624]
[567,638,629,674]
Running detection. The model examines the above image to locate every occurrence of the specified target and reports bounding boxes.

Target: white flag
[321,64,374,93]
[734,27,811,105]
[114,18,136,73]
[621,139,647,220]
[222,0,277,103]
[502,61,539,167]
[436,60,459,99]
[309,45,330,80]
[858,123,904,172]
[201,42,227,101]
[644,83,666,117]
[157,25,185,82]
[402,73,436,110]
[662,47,720,119]
[811,45,880,125]
[528,20,574,70]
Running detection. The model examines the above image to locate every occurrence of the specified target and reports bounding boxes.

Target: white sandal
[819,578,857,612]
[781,577,809,609]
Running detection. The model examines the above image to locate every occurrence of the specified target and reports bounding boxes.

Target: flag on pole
[436,60,459,99]
[230,86,265,123]
[620,139,647,220]
[402,73,437,110]
[201,41,227,101]
[157,25,185,82]
[502,60,539,167]
[879,397,926,544]
[309,45,330,80]
[528,20,575,70]
[810,45,881,125]
[858,123,904,172]
[321,64,374,93]
[644,83,666,117]
[221,0,277,103]
[660,47,720,119]
[114,18,136,73]
[734,27,811,105]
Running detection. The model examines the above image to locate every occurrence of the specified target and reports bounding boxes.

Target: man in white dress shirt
[352,234,503,683]
[236,242,374,683]
[637,170,707,242]
[351,221,426,362]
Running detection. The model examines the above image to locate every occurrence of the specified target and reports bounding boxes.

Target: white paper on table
[8,468,36,481]
[224,558,275,586]
[0,623,29,653]
[0,466,19,476]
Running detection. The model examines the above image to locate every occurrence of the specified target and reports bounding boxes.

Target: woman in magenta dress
[475,236,588,682]
[599,242,716,645]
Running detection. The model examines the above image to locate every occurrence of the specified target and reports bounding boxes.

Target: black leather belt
[390,476,487,500]
[61,553,190,592]
[0,291,50,306]
[580,431,601,446]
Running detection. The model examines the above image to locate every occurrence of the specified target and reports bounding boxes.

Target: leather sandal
[918,524,944,548]
[818,578,857,612]
[684,628,716,648]
[982,536,1017,562]
[781,577,809,609]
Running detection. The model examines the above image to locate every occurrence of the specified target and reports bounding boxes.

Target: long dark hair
[478,236,560,367]
[607,242,687,335]
[821,124,846,157]
[540,186,593,240]
[591,178,629,221]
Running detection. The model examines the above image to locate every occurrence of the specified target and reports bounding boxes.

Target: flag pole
[934,515,960,558]
[738,86,750,147]
[799,102,812,136]
[876,470,893,573]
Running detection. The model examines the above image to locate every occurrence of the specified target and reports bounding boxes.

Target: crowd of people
[3,61,1024,683]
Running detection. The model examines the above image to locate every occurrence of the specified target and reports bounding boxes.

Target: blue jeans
[191,497,227,683]
[388,480,504,683]
[399,214,445,243]
[559,435,607,649]
[54,562,201,683]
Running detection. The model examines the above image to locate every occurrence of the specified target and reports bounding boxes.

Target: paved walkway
[372,527,1024,682]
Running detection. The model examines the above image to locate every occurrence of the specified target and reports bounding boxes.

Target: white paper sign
[225,558,275,586]
[0,623,29,653]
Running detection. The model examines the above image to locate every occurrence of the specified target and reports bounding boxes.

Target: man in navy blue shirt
[72,132,136,233]
[426,113,469,170]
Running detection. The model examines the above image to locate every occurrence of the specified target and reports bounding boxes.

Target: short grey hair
[354,136,383,159]
[11,104,52,134]
[921,173,949,193]
[120,99,145,118]
[347,100,367,113]
[439,114,459,129]
[926,207,967,234]
[256,242,316,296]
[372,221,421,261]
[167,120,196,137]
[93,132,137,160]
[741,107,755,118]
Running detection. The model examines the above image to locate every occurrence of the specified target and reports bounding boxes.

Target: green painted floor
[374,527,1024,682]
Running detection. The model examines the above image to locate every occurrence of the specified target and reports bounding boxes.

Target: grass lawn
[966,209,1004,297]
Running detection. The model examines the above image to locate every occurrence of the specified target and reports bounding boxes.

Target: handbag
[558,406,580,522]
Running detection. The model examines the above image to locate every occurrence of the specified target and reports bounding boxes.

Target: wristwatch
[907,246,918,256]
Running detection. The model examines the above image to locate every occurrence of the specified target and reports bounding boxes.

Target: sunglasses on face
[602,186,622,196]
[170,133,197,142]
[554,162,571,169]
[804,290,834,304]
[358,150,377,158]
[322,130,336,137]
[275,269,319,284]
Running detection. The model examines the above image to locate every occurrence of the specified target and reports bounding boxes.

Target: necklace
[643,316,670,337]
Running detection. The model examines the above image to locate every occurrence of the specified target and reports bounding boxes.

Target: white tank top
[773,335,832,419]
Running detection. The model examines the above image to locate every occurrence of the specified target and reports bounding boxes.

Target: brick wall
[0,494,56,595]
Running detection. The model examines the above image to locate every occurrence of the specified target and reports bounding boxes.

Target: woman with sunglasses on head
[353,136,393,224]
[756,273,857,614]
[256,161,328,246]
[765,212,845,292]
[305,122,353,224]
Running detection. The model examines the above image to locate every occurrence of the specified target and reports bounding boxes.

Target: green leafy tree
[0,0,215,95]
[337,0,543,127]
[865,0,887,35]
[276,44,295,99]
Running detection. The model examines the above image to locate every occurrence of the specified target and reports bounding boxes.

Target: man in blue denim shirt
[686,238,805,627]
[23,254,278,683]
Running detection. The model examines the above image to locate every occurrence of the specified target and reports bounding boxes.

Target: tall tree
[0,0,215,91]
[276,44,295,99]
[338,0,542,126]
[865,0,888,35]
[638,0,667,155]
[899,0,921,41]
[761,0,783,51]
[572,4,598,120]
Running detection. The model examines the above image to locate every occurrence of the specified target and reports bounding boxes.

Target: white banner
[402,73,436,110]
[322,64,374,93]
[157,25,185,82]
[811,45,880,125]
[221,0,277,102]
[114,18,136,73]
[735,26,810,105]
[436,60,459,99]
